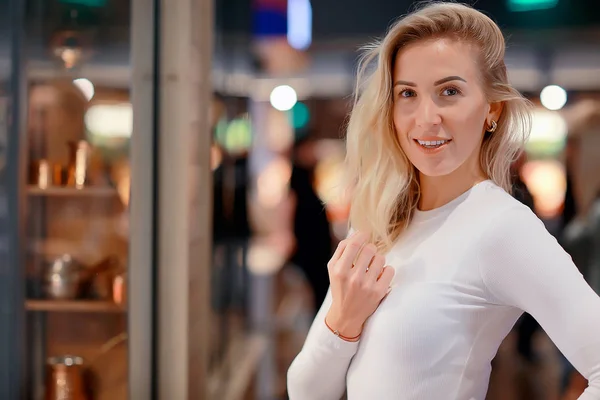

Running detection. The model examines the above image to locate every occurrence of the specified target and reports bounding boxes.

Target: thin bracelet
[324,318,361,342]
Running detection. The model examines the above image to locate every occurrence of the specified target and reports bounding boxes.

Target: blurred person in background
[211,142,251,310]
[559,102,600,399]
[560,189,600,399]
[289,136,333,315]
[510,153,540,364]
[561,136,579,232]
[511,152,534,210]
[209,97,253,367]
[287,3,600,399]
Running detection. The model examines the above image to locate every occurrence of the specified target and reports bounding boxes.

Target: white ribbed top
[287,180,600,400]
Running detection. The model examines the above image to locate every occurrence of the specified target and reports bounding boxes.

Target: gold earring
[487,120,497,133]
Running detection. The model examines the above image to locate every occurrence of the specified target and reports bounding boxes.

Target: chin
[411,159,461,178]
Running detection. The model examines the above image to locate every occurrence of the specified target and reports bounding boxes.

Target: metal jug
[42,254,84,300]
[45,355,87,400]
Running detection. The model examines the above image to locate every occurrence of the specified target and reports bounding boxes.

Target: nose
[415,96,442,128]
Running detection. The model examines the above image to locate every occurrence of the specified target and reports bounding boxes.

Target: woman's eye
[399,89,416,98]
[442,87,460,96]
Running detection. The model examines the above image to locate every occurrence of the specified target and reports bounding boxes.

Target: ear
[487,101,504,126]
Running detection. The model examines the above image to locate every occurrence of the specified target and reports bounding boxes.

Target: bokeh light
[540,85,567,111]
[73,78,95,101]
[270,85,297,111]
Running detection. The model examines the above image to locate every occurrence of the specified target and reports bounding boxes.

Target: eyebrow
[393,76,467,87]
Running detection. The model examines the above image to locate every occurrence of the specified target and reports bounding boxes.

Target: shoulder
[485,189,544,237]
[480,207,547,252]
[460,180,542,235]
[469,181,558,259]
[473,185,581,309]
[475,180,533,212]
[474,183,570,279]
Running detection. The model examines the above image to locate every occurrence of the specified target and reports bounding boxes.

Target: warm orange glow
[210,145,223,171]
[256,157,292,208]
[313,140,349,221]
[521,160,566,218]
[265,107,294,151]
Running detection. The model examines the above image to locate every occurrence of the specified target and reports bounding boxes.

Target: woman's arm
[287,288,360,400]
[478,205,600,399]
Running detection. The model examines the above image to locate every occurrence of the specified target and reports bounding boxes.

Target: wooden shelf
[26,300,126,313]
[27,186,117,197]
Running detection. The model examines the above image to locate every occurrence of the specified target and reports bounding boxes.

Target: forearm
[287,325,356,399]
[287,290,359,400]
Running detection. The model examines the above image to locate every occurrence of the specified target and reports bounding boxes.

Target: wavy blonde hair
[344,1,532,252]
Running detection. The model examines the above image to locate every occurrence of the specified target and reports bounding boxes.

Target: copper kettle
[45,355,87,400]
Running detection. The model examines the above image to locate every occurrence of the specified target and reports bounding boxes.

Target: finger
[352,243,377,275]
[328,230,361,269]
[366,255,386,281]
[376,266,395,291]
[337,232,369,270]
[328,240,348,268]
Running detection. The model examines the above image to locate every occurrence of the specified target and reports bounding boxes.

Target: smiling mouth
[414,139,452,149]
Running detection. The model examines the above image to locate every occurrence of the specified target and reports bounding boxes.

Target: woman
[286,3,600,399]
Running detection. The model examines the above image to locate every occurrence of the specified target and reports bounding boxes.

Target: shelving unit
[26,300,125,313]
[27,185,118,197]
[26,177,129,398]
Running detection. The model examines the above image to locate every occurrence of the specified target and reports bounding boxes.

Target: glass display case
[0,0,214,397]
[22,1,135,398]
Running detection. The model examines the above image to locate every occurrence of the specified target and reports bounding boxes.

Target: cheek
[392,107,412,144]
[461,117,486,143]
[447,103,487,142]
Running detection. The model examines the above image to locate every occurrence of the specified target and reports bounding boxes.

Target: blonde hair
[344,1,532,252]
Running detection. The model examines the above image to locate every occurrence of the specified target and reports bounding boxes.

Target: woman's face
[392,38,499,178]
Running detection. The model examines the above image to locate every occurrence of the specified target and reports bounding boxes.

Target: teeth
[417,140,448,146]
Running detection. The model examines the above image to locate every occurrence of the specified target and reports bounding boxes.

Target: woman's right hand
[325,231,395,340]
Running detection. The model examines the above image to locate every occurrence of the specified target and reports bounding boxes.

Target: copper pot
[87,256,120,300]
[42,255,85,300]
[45,355,87,400]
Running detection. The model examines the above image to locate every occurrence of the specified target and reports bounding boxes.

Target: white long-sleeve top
[287,180,600,400]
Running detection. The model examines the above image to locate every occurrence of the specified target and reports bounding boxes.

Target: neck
[418,163,487,211]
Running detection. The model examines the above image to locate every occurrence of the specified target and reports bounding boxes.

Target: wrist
[325,310,363,340]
